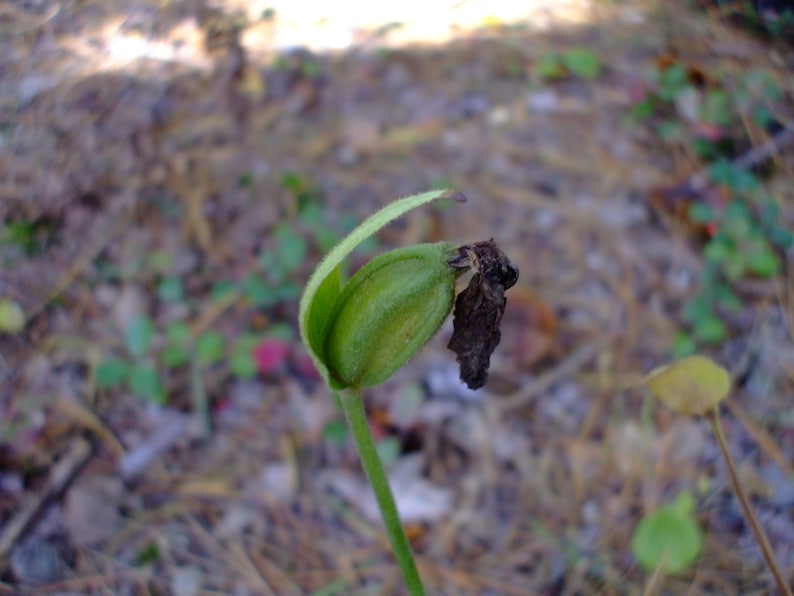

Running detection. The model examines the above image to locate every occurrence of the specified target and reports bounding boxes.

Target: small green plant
[299,190,516,595]
[0,216,60,259]
[631,491,703,575]
[629,62,791,353]
[642,356,791,594]
[535,47,601,80]
[95,314,166,404]
[95,174,328,417]
[673,162,792,354]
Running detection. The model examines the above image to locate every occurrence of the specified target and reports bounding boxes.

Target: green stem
[709,408,791,595]
[339,389,426,596]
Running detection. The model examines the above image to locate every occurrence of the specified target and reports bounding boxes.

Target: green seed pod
[323,242,457,389]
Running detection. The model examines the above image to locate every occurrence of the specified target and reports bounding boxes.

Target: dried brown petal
[447,240,518,389]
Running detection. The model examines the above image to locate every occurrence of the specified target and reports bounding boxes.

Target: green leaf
[157,277,184,302]
[211,280,237,300]
[166,321,190,344]
[688,203,716,224]
[745,247,779,277]
[658,120,683,143]
[702,89,732,126]
[243,274,276,308]
[265,323,295,341]
[631,492,703,574]
[715,284,743,312]
[376,437,402,467]
[671,331,696,359]
[703,239,730,264]
[230,334,259,378]
[161,344,190,368]
[0,299,25,334]
[682,295,711,323]
[135,541,161,565]
[274,224,308,273]
[147,250,173,272]
[126,314,155,359]
[322,419,349,445]
[274,281,301,302]
[535,53,565,79]
[196,331,225,365]
[658,65,689,100]
[299,189,459,389]
[631,98,656,119]
[129,363,165,404]
[561,48,601,79]
[94,357,130,388]
[230,348,257,378]
[694,315,727,344]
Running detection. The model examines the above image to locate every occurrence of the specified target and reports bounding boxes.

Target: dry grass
[1,0,793,594]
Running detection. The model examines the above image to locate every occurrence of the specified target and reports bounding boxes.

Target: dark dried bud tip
[446,240,518,389]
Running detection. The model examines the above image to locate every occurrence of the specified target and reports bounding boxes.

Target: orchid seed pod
[299,189,464,391]
[323,242,458,389]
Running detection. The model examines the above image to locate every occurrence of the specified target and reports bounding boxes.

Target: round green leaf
[166,321,190,344]
[322,419,349,445]
[129,363,165,404]
[562,48,601,79]
[94,357,130,388]
[274,224,308,274]
[161,344,190,368]
[196,331,225,365]
[229,334,261,379]
[230,349,257,378]
[744,248,779,277]
[376,437,402,468]
[671,331,696,359]
[693,316,727,344]
[688,203,716,224]
[631,493,703,574]
[126,314,155,358]
[243,275,275,308]
[157,278,184,302]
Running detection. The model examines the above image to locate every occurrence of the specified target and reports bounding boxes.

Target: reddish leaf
[253,339,291,375]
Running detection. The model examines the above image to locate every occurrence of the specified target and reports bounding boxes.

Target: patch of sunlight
[234,0,600,52]
[57,17,212,78]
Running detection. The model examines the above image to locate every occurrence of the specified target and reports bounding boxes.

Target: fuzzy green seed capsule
[323,243,457,389]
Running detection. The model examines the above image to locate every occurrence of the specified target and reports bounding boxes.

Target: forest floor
[1,0,794,594]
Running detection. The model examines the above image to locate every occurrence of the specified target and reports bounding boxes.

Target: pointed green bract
[299,189,456,388]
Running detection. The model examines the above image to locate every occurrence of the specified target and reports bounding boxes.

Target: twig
[0,437,92,560]
[496,343,599,415]
[709,408,792,595]
[724,397,793,477]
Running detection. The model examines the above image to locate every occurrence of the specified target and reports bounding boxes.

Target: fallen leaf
[644,355,730,416]
[0,299,25,334]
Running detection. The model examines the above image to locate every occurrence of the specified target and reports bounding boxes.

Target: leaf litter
[1,0,793,593]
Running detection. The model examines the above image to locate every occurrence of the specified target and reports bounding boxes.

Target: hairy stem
[709,408,791,595]
[339,389,426,596]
